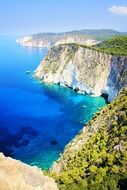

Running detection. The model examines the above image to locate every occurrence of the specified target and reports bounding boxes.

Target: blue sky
[0,0,127,35]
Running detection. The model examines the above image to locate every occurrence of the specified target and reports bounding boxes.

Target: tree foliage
[49,89,127,190]
[65,35,127,56]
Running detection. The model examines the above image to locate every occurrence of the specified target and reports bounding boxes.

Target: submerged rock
[26,70,31,74]
[50,140,58,146]
[0,153,58,190]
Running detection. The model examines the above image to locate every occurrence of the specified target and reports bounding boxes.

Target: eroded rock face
[34,44,127,102]
[0,153,58,190]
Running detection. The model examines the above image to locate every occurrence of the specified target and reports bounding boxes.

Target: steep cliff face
[34,44,127,101]
[107,56,127,101]
[0,153,58,190]
[50,88,127,190]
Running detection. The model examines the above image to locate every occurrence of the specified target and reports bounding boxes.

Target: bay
[0,36,106,169]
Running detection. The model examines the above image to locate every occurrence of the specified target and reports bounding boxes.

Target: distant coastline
[16,29,122,48]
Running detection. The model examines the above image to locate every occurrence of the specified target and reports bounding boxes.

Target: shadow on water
[0,125,38,157]
[119,178,127,190]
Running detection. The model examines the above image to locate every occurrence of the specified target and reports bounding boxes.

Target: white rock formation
[16,36,51,48]
[34,44,127,102]
[54,37,98,46]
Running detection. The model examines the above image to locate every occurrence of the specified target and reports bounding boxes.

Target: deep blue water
[0,36,106,169]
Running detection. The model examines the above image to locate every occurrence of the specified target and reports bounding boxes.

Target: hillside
[32,29,120,41]
[50,88,127,190]
[70,35,127,56]
[94,36,127,56]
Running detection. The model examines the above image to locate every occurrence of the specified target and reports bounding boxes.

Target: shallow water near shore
[0,36,106,169]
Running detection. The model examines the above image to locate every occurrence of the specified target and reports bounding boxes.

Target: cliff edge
[0,153,58,190]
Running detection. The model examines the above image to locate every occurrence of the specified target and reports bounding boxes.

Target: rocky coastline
[34,44,127,102]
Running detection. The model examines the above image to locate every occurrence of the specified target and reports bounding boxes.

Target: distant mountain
[33,29,120,36]
[17,29,127,48]
[66,29,120,35]
[32,29,121,41]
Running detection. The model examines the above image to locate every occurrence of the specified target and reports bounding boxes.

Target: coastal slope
[50,88,127,190]
[34,37,127,101]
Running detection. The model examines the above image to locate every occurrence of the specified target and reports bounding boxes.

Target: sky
[0,0,127,35]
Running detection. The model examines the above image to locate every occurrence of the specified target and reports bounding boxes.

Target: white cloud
[108,5,127,16]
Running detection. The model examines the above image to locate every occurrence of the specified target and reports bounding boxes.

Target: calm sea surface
[0,36,106,169]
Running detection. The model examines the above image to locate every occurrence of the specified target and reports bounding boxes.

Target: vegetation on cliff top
[49,88,127,190]
[94,35,127,56]
[64,35,127,56]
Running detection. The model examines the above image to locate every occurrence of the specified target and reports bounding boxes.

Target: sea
[0,36,106,169]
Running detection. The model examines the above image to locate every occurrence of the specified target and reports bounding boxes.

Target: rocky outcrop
[0,153,58,190]
[34,44,127,101]
[54,37,98,46]
[16,36,51,48]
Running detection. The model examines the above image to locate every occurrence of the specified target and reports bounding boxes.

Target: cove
[0,36,106,169]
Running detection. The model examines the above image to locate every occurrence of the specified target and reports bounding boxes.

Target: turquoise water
[0,36,106,169]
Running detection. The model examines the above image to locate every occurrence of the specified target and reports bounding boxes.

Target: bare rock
[0,153,58,190]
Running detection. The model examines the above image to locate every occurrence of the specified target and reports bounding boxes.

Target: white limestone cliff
[16,36,51,48]
[34,44,127,102]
